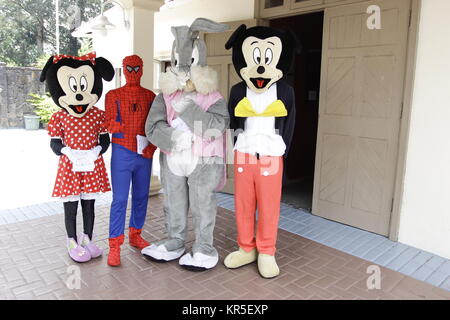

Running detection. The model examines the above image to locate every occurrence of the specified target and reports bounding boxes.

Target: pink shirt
[163,90,226,158]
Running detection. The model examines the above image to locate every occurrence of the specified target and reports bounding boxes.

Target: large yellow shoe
[224,248,257,269]
[258,254,280,279]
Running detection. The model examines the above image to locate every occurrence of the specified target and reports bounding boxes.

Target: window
[264,0,284,9]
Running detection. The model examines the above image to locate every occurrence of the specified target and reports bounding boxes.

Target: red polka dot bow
[53,52,97,65]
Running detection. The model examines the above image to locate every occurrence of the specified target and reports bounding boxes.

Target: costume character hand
[172,130,193,152]
[142,144,157,159]
[88,146,102,161]
[61,147,76,163]
[172,92,196,113]
[106,120,124,133]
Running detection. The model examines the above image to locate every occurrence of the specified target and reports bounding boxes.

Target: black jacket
[228,80,296,157]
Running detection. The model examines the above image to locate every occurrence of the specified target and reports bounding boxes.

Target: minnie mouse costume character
[224,26,298,278]
[104,55,156,267]
[40,52,115,263]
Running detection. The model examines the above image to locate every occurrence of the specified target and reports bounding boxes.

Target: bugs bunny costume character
[143,18,229,270]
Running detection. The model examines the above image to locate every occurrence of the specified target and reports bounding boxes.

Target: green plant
[78,38,94,56]
[27,93,59,124]
[34,54,51,69]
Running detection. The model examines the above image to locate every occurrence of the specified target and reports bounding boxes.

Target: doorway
[270,12,324,212]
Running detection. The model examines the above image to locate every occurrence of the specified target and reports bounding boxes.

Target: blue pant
[109,143,152,238]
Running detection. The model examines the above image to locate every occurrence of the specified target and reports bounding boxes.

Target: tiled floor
[0,194,113,225]
[0,194,449,300]
[217,193,450,292]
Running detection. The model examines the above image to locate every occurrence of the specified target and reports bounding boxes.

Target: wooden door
[204,19,268,194]
[312,0,411,235]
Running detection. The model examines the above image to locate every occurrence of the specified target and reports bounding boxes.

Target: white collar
[246,83,278,114]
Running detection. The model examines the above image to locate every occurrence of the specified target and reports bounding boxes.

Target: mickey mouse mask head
[225,25,300,93]
[40,53,114,118]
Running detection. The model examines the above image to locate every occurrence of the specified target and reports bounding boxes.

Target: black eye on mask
[126,65,140,73]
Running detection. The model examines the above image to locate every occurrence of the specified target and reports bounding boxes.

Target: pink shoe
[79,233,103,258]
[67,238,91,263]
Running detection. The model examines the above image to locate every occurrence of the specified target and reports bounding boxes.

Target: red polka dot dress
[47,107,111,198]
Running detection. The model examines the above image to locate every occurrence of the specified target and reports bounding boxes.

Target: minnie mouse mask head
[40,53,114,118]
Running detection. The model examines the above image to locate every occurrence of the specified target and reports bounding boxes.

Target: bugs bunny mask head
[159,18,229,95]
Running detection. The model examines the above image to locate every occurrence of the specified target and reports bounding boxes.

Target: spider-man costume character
[104,55,156,266]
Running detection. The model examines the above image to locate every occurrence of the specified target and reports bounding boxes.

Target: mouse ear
[39,56,55,82]
[95,57,115,81]
[225,24,247,50]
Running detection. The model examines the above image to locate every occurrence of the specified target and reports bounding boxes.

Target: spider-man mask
[123,55,143,86]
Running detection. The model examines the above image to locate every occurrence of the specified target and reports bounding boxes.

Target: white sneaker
[141,244,185,262]
[179,252,219,271]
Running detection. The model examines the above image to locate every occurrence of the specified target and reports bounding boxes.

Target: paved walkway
[1,128,449,299]
[217,194,450,292]
[0,195,449,300]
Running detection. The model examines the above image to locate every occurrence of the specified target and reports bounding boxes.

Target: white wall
[154,0,255,58]
[131,6,156,90]
[91,0,254,94]
[91,6,133,108]
[399,0,450,259]
[93,6,133,71]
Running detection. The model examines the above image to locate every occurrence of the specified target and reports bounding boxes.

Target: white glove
[88,145,102,161]
[171,117,191,132]
[172,130,193,152]
[172,92,196,113]
[61,147,76,163]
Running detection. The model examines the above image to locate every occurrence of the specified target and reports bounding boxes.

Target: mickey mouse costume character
[224,26,298,278]
[104,55,156,267]
[143,18,229,270]
[40,52,115,263]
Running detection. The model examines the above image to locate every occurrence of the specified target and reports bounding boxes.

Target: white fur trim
[159,66,218,95]
[60,193,100,202]
[190,65,218,94]
[159,70,184,95]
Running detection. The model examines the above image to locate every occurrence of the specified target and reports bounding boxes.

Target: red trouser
[234,151,283,255]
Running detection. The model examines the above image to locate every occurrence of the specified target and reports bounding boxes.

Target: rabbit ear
[170,26,179,38]
[225,24,247,50]
[171,25,190,49]
[190,18,229,38]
